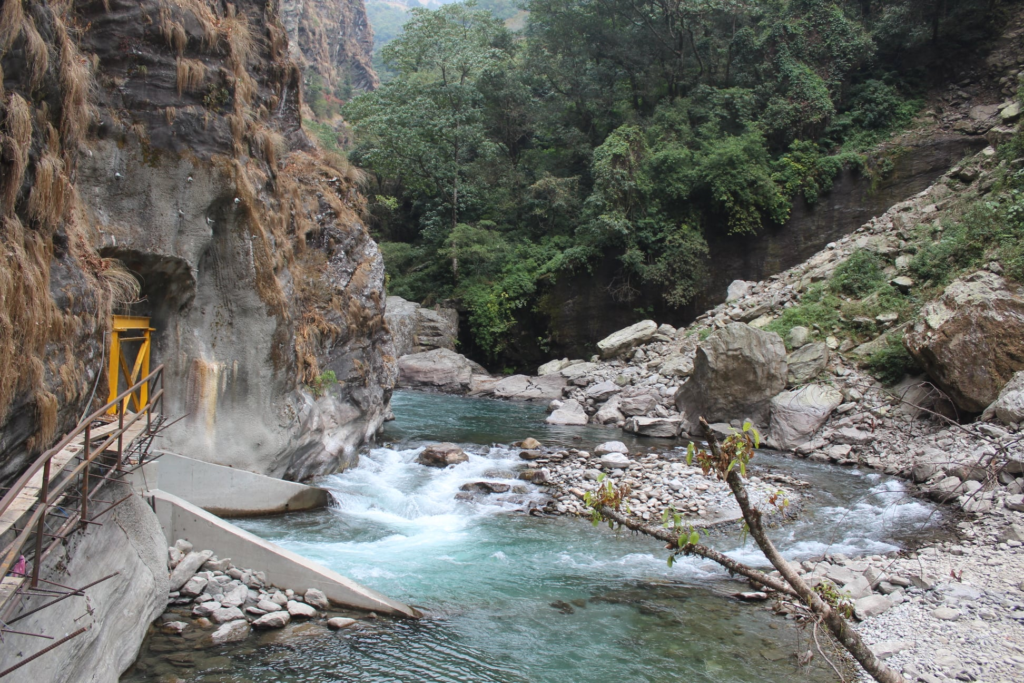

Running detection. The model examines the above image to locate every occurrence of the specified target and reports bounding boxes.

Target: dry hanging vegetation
[0,0,132,453]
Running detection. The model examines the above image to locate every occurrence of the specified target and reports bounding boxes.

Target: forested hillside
[347,0,1017,368]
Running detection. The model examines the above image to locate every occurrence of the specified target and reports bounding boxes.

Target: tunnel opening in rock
[98,248,197,370]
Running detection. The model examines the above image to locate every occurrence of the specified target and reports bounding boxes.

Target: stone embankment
[133,539,375,678]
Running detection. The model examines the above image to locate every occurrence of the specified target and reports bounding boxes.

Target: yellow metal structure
[107,315,154,414]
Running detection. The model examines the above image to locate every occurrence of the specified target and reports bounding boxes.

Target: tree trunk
[698,418,905,683]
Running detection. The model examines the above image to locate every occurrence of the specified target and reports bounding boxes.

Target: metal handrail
[0,365,165,582]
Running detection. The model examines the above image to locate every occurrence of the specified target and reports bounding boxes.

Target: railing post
[80,424,90,528]
[116,400,125,471]
[31,460,50,588]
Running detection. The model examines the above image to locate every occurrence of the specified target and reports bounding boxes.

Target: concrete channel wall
[150,451,330,516]
[149,490,420,618]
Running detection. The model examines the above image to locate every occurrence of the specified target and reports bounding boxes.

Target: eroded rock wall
[280,0,378,92]
[1,0,396,482]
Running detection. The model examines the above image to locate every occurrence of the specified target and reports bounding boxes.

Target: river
[125,390,944,683]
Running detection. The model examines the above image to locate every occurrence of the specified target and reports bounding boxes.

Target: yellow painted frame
[106,315,154,415]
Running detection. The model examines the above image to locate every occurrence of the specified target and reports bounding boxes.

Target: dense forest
[345,0,1011,368]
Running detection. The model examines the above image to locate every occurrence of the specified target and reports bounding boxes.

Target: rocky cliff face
[1,0,395,483]
[280,0,378,93]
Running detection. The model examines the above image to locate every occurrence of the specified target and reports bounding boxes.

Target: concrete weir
[132,452,420,618]
[150,450,330,516]
[148,490,420,618]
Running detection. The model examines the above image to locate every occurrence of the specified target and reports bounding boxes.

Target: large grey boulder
[982,371,1024,424]
[619,392,659,417]
[559,362,601,380]
[786,342,829,386]
[546,399,588,425]
[905,271,1024,412]
[597,320,658,359]
[769,385,844,450]
[385,296,459,357]
[397,348,476,394]
[538,358,581,375]
[674,324,788,433]
[492,374,567,400]
[727,280,754,303]
[594,395,625,425]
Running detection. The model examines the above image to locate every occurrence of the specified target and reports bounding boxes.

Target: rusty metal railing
[0,365,165,585]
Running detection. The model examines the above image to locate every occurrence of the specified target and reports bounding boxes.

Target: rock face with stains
[1,0,395,482]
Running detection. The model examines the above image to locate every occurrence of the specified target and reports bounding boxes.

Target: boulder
[209,606,245,624]
[905,271,1024,412]
[546,399,589,425]
[619,392,659,417]
[493,374,567,400]
[769,385,844,450]
[657,354,694,378]
[180,575,208,598]
[726,280,754,303]
[256,599,282,612]
[304,588,330,610]
[206,619,250,646]
[168,550,214,591]
[623,416,682,438]
[384,296,458,357]
[397,348,476,394]
[890,376,956,420]
[982,370,1024,424]
[599,453,631,469]
[594,395,625,425]
[559,362,600,380]
[520,437,542,449]
[252,611,291,629]
[786,342,829,386]
[286,600,318,618]
[597,320,658,359]
[417,443,469,468]
[594,441,628,456]
[674,324,787,433]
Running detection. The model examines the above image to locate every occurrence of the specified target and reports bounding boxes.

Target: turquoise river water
[126,390,945,683]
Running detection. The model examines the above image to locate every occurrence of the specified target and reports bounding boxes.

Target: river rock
[905,271,1024,412]
[674,324,787,433]
[287,600,318,618]
[328,617,358,630]
[658,354,694,378]
[180,575,208,598]
[599,453,631,469]
[256,599,282,612]
[493,374,567,400]
[855,594,892,619]
[623,416,682,438]
[385,296,458,357]
[219,583,249,608]
[597,320,658,359]
[460,481,511,494]
[843,575,873,600]
[520,437,542,449]
[931,606,961,621]
[397,348,476,394]
[304,588,330,610]
[786,342,829,386]
[586,381,620,400]
[594,441,628,456]
[982,370,1024,424]
[168,550,214,591]
[546,399,589,425]
[769,384,843,450]
[205,619,250,646]
[252,611,291,629]
[417,443,469,468]
[560,362,601,380]
[209,606,245,624]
